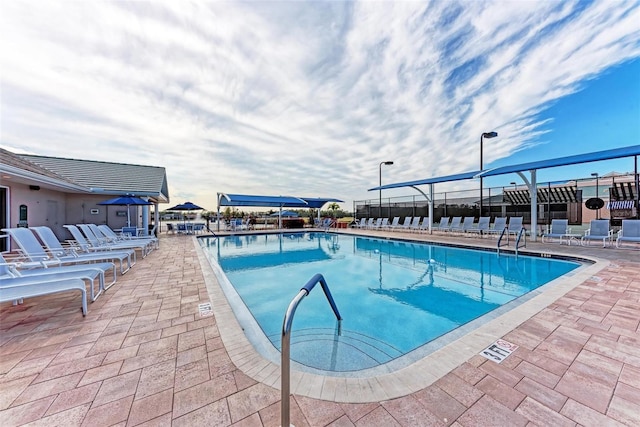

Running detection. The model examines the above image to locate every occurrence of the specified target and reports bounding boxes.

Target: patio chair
[615,219,640,249]
[1,251,112,302]
[460,217,476,233]
[408,216,422,232]
[541,219,569,244]
[166,223,175,234]
[447,216,463,233]
[353,218,368,229]
[485,217,507,237]
[394,217,412,231]
[375,218,389,230]
[581,219,613,247]
[466,217,490,236]
[507,217,524,237]
[364,218,376,229]
[76,224,152,257]
[436,217,450,232]
[97,224,159,249]
[0,276,88,316]
[2,226,125,281]
[30,226,135,274]
[370,218,383,230]
[387,217,400,230]
[62,225,137,269]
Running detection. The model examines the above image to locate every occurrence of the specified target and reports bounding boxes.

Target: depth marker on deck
[480,339,518,363]
[198,302,213,317]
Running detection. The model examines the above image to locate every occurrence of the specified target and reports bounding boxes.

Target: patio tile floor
[1,230,639,426]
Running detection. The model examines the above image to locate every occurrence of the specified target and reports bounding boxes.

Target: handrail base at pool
[281,273,342,427]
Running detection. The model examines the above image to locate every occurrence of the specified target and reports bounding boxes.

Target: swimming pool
[200,232,580,375]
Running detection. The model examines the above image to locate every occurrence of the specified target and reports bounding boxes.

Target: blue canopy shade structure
[367,145,640,239]
[216,193,344,230]
[270,210,299,217]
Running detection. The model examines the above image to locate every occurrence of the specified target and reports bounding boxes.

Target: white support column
[429,184,434,234]
[529,170,538,242]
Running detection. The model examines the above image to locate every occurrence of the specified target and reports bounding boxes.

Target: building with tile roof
[0,148,169,250]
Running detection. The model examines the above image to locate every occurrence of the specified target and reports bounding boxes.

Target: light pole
[480,131,498,216]
[379,161,394,218]
[591,172,599,219]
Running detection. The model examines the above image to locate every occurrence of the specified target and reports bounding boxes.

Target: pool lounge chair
[581,219,613,247]
[466,217,490,236]
[507,217,524,236]
[370,218,383,230]
[59,225,136,272]
[447,216,463,233]
[615,219,640,249]
[0,276,88,316]
[353,218,368,229]
[541,219,570,244]
[485,217,507,237]
[97,224,159,249]
[2,227,124,285]
[387,217,400,230]
[408,216,422,232]
[436,217,450,232]
[395,217,412,231]
[1,251,113,302]
[75,224,151,257]
[6,226,132,275]
[460,217,476,234]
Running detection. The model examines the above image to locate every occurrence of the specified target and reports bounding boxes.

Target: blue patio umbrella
[98,196,152,227]
[167,201,204,225]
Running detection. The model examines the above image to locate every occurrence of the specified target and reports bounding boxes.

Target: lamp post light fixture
[379,161,394,218]
[591,172,599,219]
[479,131,498,216]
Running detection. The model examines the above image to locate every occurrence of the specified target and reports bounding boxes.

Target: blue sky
[1,0,639,211]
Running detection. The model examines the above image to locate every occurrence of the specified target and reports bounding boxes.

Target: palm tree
[327,203,340,217]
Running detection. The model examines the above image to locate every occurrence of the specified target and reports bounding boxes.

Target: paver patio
[1,230,639,426]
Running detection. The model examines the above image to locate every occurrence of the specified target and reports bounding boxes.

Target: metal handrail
[281,274,342,427]
[497,227,510,255]
[515,227,527,257]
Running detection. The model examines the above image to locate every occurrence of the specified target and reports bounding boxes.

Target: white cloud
[1,0,638,210]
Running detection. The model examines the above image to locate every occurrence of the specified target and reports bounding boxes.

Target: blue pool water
[200,232,580,373]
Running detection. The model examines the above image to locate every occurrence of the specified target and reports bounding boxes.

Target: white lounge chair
[436,217,451,232]
[507,217,524,237]
[353,218,368,229]
[466,217,490,236]
[31,226,133,275]
[387,217,400,230]
[615,219,640,249]
[1,251,112,302]
[447,217,463,233]
[62,225,138,270]
[486,217,507,237]
[460,217,476,234]
[75,224,151,257]
[0,276,88,316]
[541,219,570,244]
[581,219,613,247]
[395,217,412,231]
[408,217,422,232]
[97,224,159,249]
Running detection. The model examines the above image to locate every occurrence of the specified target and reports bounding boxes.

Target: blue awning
[218,193,343,208]
[475,145,640,178]
[368,170,481,191]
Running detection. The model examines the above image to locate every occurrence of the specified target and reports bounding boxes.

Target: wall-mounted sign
[90,209,99,215]
[116,210,127,217]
